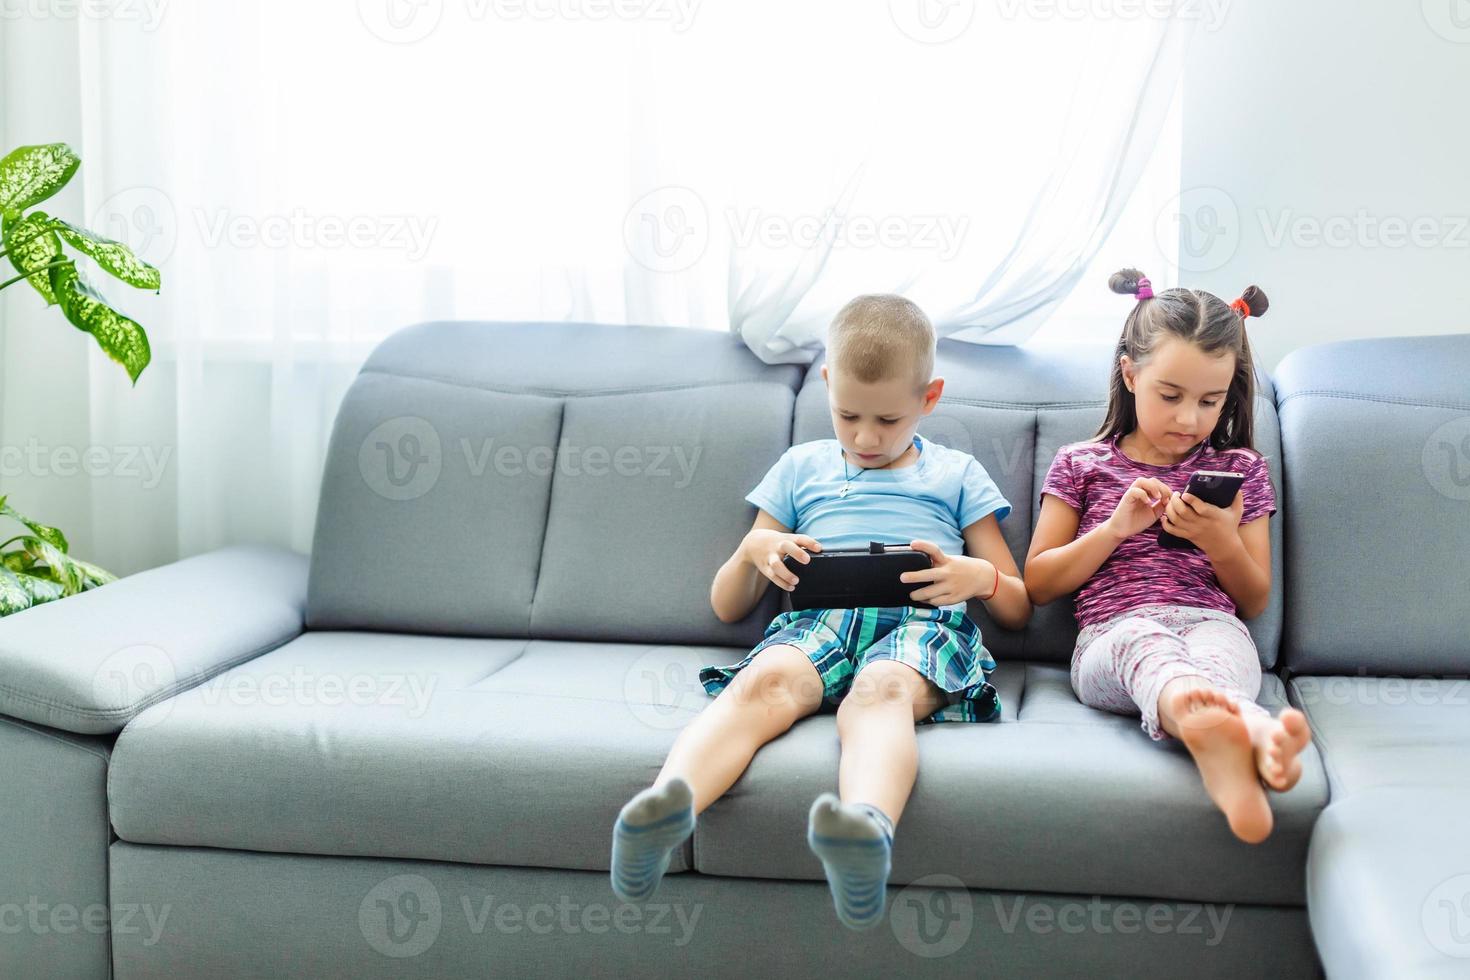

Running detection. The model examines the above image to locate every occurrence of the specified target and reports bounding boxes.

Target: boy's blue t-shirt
[745,433,1011,585]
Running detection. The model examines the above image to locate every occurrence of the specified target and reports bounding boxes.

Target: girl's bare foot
[1248,708,1312,793]
[1165,685,1274,844]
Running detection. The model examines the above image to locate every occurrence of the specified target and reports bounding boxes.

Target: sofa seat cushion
[692,663,1327,905]
[108,631,734,873]
[1291,676,1470,978]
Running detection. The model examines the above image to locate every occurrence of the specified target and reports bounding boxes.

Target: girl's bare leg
[1242,708,1312,792]
[1158,677,1274,844]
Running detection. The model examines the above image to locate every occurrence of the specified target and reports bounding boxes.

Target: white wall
[1179,0,1470,370]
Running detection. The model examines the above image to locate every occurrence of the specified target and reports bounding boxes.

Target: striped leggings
[1071,603,1267,741]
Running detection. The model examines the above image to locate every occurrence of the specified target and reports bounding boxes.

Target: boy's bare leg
[655,644,825,811]
[836,660,948,821]
[808,660,947,929]
[612,645,822,901]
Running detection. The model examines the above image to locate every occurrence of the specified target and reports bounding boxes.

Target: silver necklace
[840,439,919,497]
[839,451,865,498]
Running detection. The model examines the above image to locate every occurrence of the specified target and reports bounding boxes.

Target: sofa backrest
[307,321,801,646]
[794,340,1285,667]
[308,320,1285,665]
[1273,333,1470,676]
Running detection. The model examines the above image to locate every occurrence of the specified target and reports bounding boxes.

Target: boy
[609,295,1030,928]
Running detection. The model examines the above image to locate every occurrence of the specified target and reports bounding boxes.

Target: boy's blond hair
[825,294,935,394]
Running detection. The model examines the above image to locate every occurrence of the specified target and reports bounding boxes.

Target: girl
[1025,269,1312,844]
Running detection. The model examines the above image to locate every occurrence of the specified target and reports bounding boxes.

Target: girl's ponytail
[1230,285,1270,320]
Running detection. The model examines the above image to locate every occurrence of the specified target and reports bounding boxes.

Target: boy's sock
[610,777,696,903]
[807,793,895,930]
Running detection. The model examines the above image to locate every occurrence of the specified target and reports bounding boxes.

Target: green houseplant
[0,142,160,614]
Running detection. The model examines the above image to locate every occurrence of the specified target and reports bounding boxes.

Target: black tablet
[780,541,936,611]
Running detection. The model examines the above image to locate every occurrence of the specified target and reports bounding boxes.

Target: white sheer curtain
[0,0,1188,576]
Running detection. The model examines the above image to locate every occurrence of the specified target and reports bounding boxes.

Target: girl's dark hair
[1094,268,1269,453]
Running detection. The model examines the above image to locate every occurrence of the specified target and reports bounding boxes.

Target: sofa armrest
[0,545,307,734]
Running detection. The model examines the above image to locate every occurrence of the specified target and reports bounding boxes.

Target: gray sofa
[2,321,1465,978]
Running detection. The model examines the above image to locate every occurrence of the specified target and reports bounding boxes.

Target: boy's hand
[1104,476,1172,541]
[901,540,995,606]
[742,529,822,593]
[1161,488,1244,556]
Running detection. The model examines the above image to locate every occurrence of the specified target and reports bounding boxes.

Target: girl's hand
[1104,477,1173,540]
[742,529,822,593]
[1162,488,1245,556]
[901,540,995,606]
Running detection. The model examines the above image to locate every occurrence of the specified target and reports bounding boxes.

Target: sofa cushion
[1291,676,1470,977]
[1274,334,1470,675]
[108,631,736,874]
[693,661,1325,905]
[1308,789,1470,979]
[307,321,802,647]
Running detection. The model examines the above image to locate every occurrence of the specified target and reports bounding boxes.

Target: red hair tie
[1230,297,1252,319]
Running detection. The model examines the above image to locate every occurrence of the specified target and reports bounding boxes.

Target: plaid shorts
[698,605,1000,724]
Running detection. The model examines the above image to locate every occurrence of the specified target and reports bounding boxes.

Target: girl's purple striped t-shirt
[1039,432,1277,630]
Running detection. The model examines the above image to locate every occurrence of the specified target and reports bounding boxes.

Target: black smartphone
[781,542,935,611]
[1157,470,1246,550]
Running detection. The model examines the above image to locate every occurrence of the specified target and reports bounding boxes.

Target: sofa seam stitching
[524,400,567,637]
[359,368,800,399]
[0,712,111,763]
[1277,389,1470,412]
